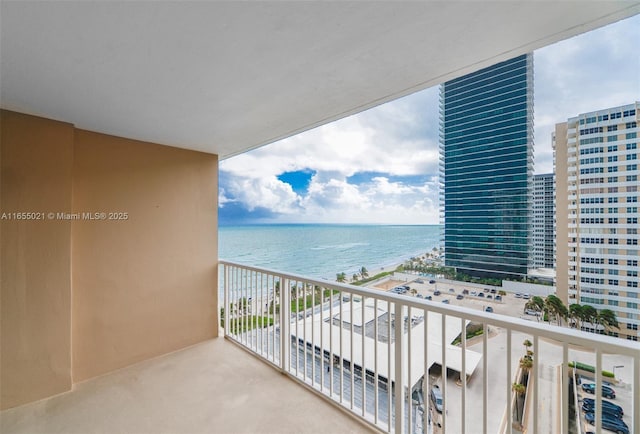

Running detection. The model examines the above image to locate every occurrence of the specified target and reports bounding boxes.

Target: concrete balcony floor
[1,337,371,434]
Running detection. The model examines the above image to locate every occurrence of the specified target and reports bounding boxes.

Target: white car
[470,291,478,296]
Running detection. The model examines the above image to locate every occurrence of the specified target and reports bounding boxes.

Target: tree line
[524,294,619,333]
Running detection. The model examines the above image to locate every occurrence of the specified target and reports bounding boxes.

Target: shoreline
[343,249,443,284]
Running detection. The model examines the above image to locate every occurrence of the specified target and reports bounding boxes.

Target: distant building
[440,54,533,280]
[532,173,555,269]
[554,102,639,341]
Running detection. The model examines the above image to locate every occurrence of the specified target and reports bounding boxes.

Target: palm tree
[569,303,584,329]
[352,273,359,282]
[336,272,346,283]
[524,296,544,320]
[523,339,533,354]
[519,356,533,374]
[581,305,598,330]
[512,382,526,424]
[360,266,369,279]
[597,309,619,333]
[545,295,568,326]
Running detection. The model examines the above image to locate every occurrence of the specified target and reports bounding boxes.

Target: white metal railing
[220,260,639,434]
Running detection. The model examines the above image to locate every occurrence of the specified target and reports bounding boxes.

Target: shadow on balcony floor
[1,337,370,434]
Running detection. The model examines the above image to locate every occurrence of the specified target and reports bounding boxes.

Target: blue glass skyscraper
[440,54,533,279]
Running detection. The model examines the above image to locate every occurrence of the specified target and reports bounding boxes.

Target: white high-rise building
[554,102,639,341]
[532,173,555,269]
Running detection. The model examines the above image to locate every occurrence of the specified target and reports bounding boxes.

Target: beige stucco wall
[1,110,218,408]
[71,130,218,382]
[1,110,74,408]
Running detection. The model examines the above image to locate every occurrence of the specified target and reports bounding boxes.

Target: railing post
[223,263,229,336]
[280,275,289,372]
[394,302,405,434]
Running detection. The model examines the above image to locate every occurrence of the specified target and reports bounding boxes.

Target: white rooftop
[292,298,482,388]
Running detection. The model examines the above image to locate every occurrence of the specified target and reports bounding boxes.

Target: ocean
[219,224,441,280]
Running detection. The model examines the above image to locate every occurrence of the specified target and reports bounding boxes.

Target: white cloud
[222,175,301,213]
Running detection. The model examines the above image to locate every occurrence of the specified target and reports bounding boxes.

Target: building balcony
[1,333,366,434]
[3,260,638,434]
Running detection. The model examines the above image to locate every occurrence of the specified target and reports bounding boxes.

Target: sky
[219,15,640,225]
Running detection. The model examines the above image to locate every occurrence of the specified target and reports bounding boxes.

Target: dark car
[429,280,436,284]
[478,292,485,298]
[456,294,464,300]
[434,290,441,296]
[484,306,493,313]
[581,402,622,419]
[449,288,455,293]
[442,299,450,304]
[490,288,497,294]
[582,397,623,417]
[584,412,628,434]
[425,295,432,301]
[581,383,616,399]
[462,289,469,295]
[487,295,493,299]
[495,295,502,301]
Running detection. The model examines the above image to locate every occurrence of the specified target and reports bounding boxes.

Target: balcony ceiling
[1,2,639,159]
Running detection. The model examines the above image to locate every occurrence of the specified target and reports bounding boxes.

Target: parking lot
[376,277,531,319]
[576,377,633,434]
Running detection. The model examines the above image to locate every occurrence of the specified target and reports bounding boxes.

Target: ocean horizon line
[219,222,443,227]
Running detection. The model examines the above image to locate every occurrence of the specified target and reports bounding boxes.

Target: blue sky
[219,15,640,225]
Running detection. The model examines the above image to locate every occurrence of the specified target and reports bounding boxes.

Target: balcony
[1,333,366,434]
[219,261,640,434]
[2,261,638,434]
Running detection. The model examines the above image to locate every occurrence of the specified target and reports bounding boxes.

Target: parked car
[417,294,424,299]
[581,402,623,419]
[483,288,489,292]
[415,279,424,284]
[495,295,502,301]
[434,290,441,296]
[462,289,469,295]
[487,295,493,299]
[430,386,443,413]
[515,293,522,298]
[484,306,493,313]
[449,288,455,293]
[581,383,616,399]
[523,293,531,299]
[442,299,450,304]
[478,292,485,298]
[525,309,540,316]
[429,280,436,284]
[456,294,464,300]
[425,295,432,301]
[470,291,478,296]
[490,288,497,294]
[582,397,623,417]
[584,412,629,433]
